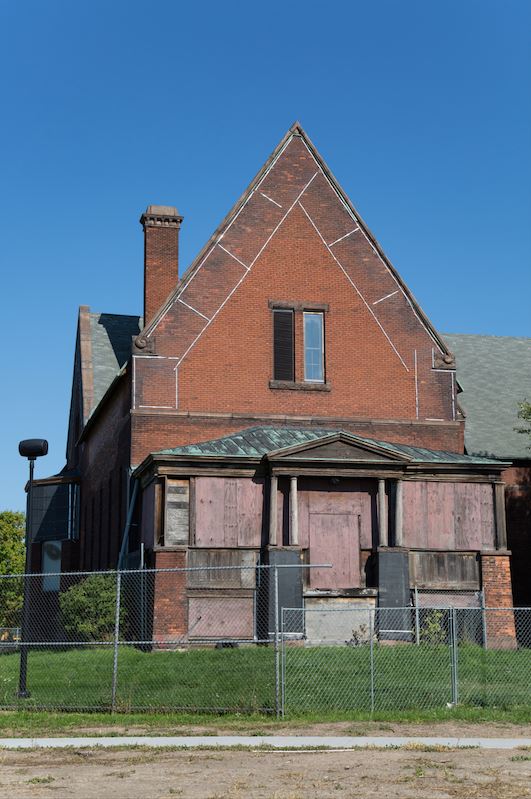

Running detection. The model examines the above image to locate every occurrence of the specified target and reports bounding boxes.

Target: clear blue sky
[1,0,530,510]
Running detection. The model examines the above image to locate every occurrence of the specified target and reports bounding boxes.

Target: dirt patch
[17,720,531,739]
[0,747,530,798]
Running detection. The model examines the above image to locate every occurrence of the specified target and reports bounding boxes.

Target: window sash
[304,312,324,382]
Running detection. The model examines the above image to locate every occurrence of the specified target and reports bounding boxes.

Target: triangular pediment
[266,433,411,463]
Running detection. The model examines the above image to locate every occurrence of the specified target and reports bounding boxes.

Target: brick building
[31,123,523,647]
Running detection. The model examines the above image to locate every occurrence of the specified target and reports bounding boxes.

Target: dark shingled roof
[156,426,502,465]
[89,313,142,408]
[444,333,531,460]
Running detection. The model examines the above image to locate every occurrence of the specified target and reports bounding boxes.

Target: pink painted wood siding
[308,512,361,589]
[298,478,375,550]
[402,481,495,550]
[194,477,263,547]
[188,596,254,639]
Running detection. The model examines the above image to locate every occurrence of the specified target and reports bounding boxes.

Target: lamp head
[18,439,48,459]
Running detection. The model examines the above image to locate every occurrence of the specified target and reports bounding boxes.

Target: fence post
[414,586,420,646]
[480,589,487,649]
[274,566,280,718]
[370,607,375,714]
[450,607,459,706]
[280,606,286,718]
[111,570,122,713]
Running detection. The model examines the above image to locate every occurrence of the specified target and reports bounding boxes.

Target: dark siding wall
[78,374,132,570]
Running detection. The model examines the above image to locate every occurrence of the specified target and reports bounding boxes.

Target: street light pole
[17,439,48,699]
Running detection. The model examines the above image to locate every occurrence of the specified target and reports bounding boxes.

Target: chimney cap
[140,205,183,227]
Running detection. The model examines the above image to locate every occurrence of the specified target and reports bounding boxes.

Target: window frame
[303,310,325,383]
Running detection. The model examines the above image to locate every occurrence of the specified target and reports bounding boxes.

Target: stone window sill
[269,380,331,392]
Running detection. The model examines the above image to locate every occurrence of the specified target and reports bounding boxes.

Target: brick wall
[151,549,187,644]
[130,412,463,466]
[481,553,517,649]
[134,134,459,449]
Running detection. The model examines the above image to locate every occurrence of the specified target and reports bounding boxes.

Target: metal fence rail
[0,568,530,717]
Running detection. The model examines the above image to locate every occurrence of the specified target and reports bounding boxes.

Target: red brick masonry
[481,553,517,649]
[151,550,187,645]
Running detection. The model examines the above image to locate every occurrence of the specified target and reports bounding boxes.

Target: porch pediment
[266,432,411,463]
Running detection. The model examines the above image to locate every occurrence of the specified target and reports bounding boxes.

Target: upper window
[273,309,295,381]
[304,311,324,382]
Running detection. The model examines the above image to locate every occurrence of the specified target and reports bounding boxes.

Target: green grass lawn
[0,643,529,716]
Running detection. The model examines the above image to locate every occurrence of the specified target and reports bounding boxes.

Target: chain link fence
[281,605,531,716]
[0,567,530,716]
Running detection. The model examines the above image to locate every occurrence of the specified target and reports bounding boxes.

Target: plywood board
[187,549,257,588]
[402,481,428,547]
[195,478,226,547]
[427,482,454,549]
[188,596,254,639]
[309,512,360,589]
[195,477,263,547]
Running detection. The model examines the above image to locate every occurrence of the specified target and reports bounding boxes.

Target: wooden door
[309,511,360,589]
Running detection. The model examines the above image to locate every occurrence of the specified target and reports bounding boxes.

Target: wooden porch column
[269,474,278,546]
[289,476,299,546]
[395,479,403,546]
[494,482,507,550]
[377,479,388,547]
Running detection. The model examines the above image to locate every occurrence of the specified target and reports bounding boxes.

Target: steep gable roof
[444,333,531,460]
[134,123,453,375]
[89,312,142,409]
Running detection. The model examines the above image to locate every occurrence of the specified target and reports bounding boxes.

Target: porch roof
[155,426,504,465]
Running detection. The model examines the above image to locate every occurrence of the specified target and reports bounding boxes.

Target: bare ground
[0,745,530,799]
[7,720,529,739]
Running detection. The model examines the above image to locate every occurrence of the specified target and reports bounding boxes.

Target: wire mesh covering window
[273,309,294,381]
[303,311,324,382]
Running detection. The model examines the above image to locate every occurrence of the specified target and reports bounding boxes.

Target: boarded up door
[309,512,359,589]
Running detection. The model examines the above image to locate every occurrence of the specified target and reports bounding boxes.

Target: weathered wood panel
[410,550,480,589]
[479,484,496,548]
[187,549,257,588]
[298,478,375,551]
[235,478,264,547]
[165,479,189,545]
[309,511,360,589]
[402,481,428,547]
[188,596,254,639]
[195,477,226,546]
[194,477,263,548]
[454,483,479,548]
[404,481,496,551]
[427,482,454,549]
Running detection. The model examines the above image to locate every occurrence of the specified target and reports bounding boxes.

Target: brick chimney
[140,205,183,326]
